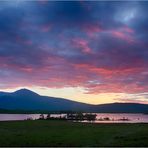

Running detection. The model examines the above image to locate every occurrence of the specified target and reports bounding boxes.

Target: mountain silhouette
[12,89,39,96]
[0,89,148,113]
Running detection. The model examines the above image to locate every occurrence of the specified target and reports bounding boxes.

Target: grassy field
[0,120,148,147]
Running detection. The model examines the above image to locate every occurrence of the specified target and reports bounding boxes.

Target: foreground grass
[0,120,148,147]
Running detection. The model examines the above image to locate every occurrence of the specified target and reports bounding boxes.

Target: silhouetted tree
[85,114,97,122]
[46,114,51,120]
[75,112,84,121]
[39,114,45,120]
[67,113,76,120]
[103,117,110,121]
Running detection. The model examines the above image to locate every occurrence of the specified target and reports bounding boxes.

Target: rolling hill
[0,89,148,113]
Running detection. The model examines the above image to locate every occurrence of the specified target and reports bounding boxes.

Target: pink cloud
[85,83,148,94]
[122,26,135,34]
[1,59,147,94]
[72,38,92,53]
[72,63,148,94]
[111,30,135,43]
[82,23,102,38]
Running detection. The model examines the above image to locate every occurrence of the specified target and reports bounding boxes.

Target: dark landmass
[0,120,148,147]
[0,89,148,113]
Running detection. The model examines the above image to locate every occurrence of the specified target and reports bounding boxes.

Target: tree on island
[67,112,97,122]
[39,114,45,120]
[75,112,84,121]
[85,114,97,122]
[46,114,51,120]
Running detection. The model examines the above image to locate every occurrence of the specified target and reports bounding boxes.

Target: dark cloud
[0,1,148,95]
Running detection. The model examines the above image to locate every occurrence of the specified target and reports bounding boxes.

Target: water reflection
[0,113,148,123]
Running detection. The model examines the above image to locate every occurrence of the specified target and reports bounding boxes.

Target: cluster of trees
[38,113,97,122]
[39,114,67,120]
[67,113,97,121]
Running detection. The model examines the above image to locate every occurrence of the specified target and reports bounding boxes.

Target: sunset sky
[0,1,148,104]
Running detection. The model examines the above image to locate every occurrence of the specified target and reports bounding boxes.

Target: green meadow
[0,120,148,147]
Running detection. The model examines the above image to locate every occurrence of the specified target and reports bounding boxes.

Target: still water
[0,113,148,123]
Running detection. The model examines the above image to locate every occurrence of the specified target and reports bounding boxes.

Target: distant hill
[0,89,148,113]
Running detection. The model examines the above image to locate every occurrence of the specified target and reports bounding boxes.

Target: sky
[0,0,148,104]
